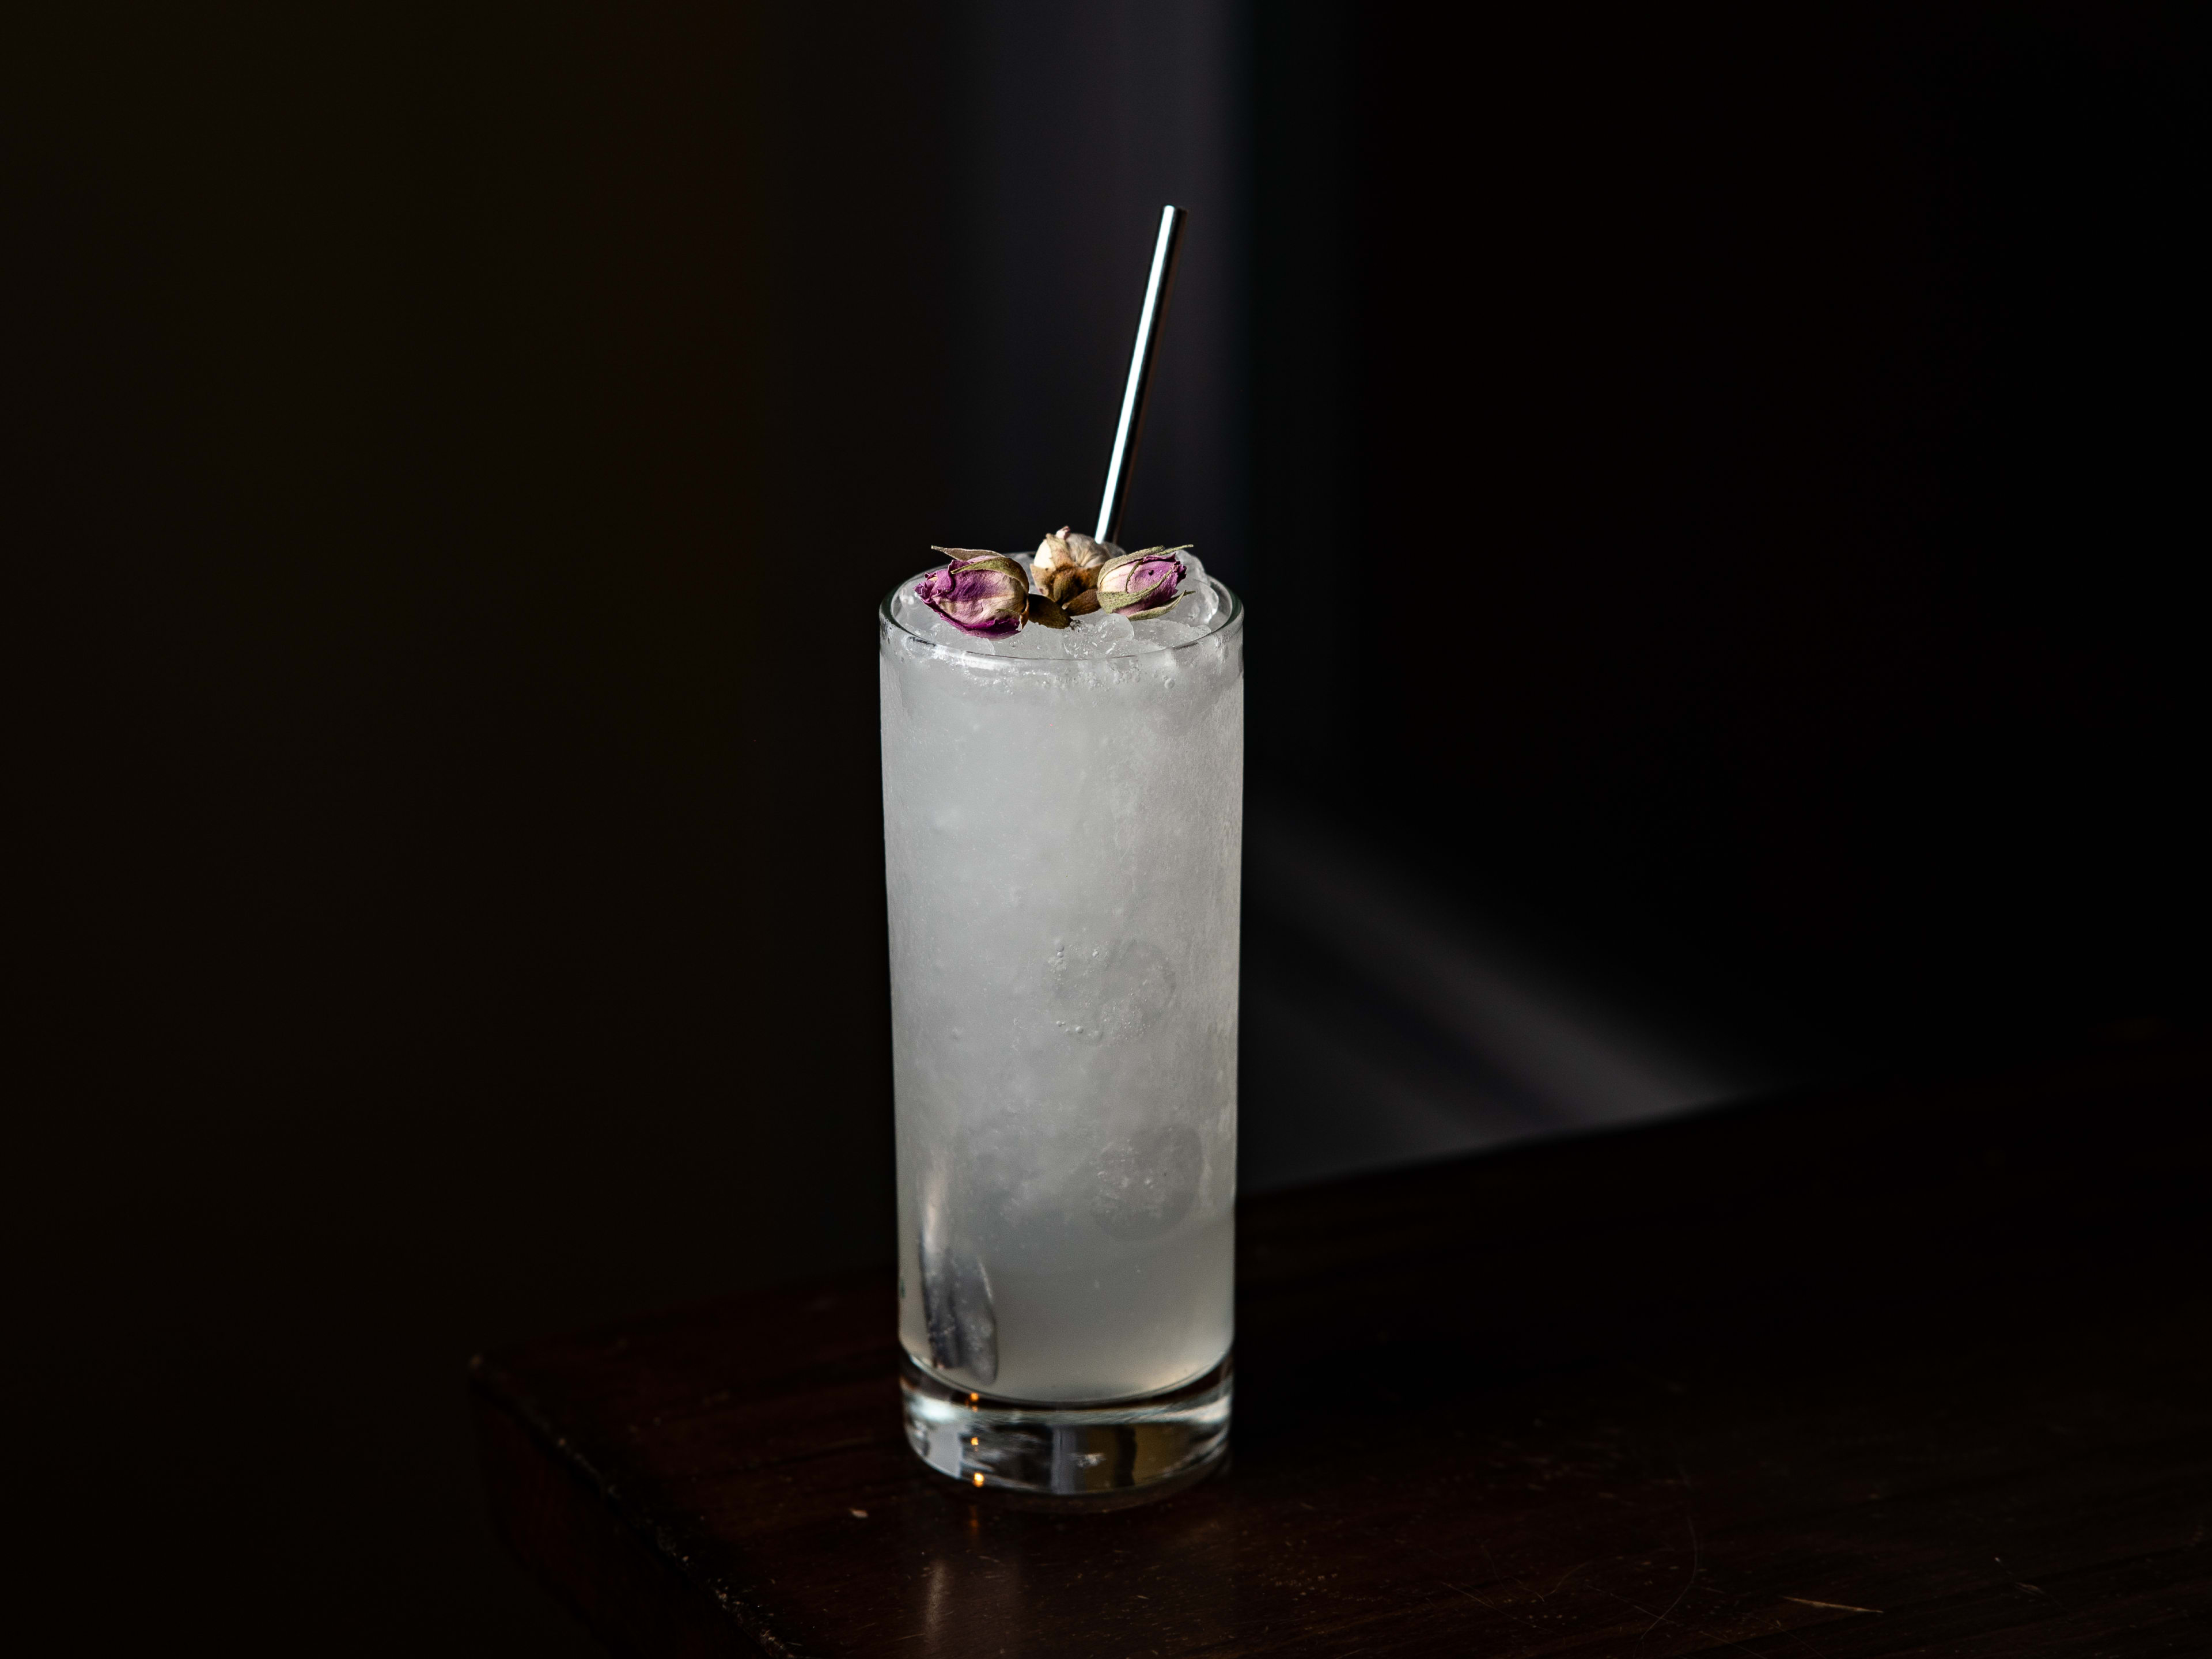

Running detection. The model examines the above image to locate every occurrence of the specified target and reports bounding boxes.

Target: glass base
[900,1352,1232,1506]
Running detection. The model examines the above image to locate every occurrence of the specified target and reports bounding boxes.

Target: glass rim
[878,569,1244,665]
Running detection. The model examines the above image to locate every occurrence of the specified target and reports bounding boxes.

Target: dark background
[5,2,2202,1649]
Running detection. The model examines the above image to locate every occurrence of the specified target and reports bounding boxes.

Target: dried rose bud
[917,550,1031,637]
[1033,527,1116,604]
[1093,546,1193,619]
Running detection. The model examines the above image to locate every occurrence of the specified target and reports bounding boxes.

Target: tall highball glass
[877,566,1243,1501]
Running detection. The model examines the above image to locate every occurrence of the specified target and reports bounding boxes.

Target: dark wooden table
[473,1040,2212,1656]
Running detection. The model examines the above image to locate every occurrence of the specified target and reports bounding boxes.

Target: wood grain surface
[472,1039,2212,1655]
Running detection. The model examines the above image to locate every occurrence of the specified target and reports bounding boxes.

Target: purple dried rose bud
[916,550,1031,637]
[1093,546,1194,619]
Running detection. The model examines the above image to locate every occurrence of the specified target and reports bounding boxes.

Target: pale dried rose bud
[917,550,1031,637]
[1093,546,1192,619]
[1033,527,1116,604]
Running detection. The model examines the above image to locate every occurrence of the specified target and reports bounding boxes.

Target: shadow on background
[5,1,2203,1650]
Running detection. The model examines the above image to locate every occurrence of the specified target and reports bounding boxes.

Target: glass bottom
[900,1351,1232,1506]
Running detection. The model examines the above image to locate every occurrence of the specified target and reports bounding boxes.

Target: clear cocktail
[878,549,1243,1497]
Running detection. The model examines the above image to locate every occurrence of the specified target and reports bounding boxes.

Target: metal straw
[1094,204,1187,546]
